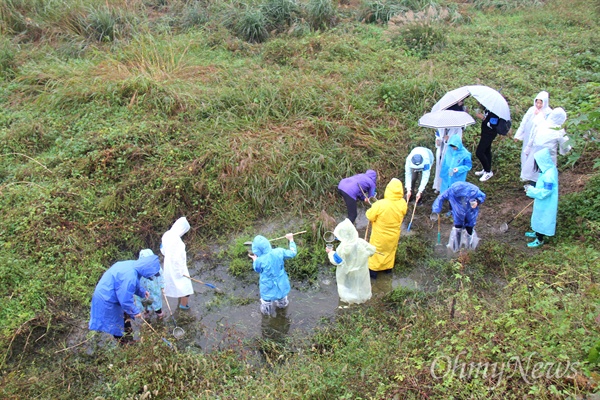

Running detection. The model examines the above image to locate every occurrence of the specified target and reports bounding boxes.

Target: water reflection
[370,272,393,298]
[261,307,291,343]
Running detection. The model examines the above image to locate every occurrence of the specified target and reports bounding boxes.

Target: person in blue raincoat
[524,148,559,248]
[89,254,160,344]
[439,135,472,194]
[432,181,486,251]
[134,249,165,319]
[337,170,377,224]
[249,233,297,316]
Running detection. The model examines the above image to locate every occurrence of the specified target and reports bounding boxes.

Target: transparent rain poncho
[328,219,376,304]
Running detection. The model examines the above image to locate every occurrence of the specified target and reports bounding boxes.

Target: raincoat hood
[139,248,154,258]
[365,169,377,183]
[134,254,161,278]
[547,107,566,127]
[384,178,404,200]
[169,217,190,238]
[534,91,550,110]
[450,181,486,203]
[334,218,358,244]
[252,235,272,257]
[447,134,464,150]
[533,148,555,173]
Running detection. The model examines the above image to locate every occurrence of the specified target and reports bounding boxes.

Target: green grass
[1,0,600,397]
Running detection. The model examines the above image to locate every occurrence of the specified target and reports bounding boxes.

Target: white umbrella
[418,110,476,129]
[465,85,511,121]
[431,87,471,112]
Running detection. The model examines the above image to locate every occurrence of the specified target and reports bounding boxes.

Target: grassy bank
[1,0,599,397]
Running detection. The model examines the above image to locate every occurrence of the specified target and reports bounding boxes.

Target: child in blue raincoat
[134,249,165,319]
[439,135,472,194]
[89,254,160,344]
[524,148,559,248]
[249,233,297,316]
[432,181,486,251]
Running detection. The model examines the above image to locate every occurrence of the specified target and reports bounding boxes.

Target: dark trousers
[536,232,544,241]
[113,313,133,341]
[455,225,473,235]
[339,189,358,224]
[476,131,498,172]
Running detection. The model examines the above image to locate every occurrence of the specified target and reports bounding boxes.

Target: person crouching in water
[326,218,376,304]
[432,181,486,252]
[524,148,559,248]
[249,233,297,316]
[89,253,160,345]
[366,178,407,279]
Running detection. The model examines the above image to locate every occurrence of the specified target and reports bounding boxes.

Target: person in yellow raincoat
[366,178,407,278]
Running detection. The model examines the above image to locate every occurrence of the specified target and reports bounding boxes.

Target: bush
[179,2,210,31]
[305,0,337,31]
[392,21,446,59]
[261,0,300,31]
[358,0,405,24]
[236,7,269,43]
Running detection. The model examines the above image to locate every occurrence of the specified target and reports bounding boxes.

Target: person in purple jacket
[337,170,377,224]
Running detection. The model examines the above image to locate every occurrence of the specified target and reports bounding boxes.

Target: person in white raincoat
[161,217,194,309]
[405,146,435,204]
[521,108,570,184]
[326,218,376,304]
[514,91,552,182]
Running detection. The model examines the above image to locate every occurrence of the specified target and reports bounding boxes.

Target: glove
[524,184,533,193]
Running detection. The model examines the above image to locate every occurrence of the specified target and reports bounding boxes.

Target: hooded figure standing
[161,217,194,310]
[439,134,472,194]
[524,148,559,248]
[326,218,376,304]
[405,146,435,204]
[433,101,467,192]
[366,178,407,278]
[514,91,552,180]
[521,108,570,184]
[432,181,486,252]
[249,233,297,316]
[89,254,160,344]
[133,249,165,319]
[337,170,377,224]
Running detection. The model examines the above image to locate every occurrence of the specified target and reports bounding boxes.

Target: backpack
[492,117,511,136]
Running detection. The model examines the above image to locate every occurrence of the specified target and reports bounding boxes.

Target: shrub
[179,2,210,31]
[392,21,446,59]
[358,0,405,24]
[305,0,338,31]
[261,0,300,31]
[236,7,269,43]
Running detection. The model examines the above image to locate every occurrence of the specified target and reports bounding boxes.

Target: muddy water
[160,255,441,352]
[153,210,448,352]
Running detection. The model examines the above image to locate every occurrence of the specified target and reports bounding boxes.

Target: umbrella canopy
[418,110,476,129]
[431,87,471,112]
[465,85,511,121]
